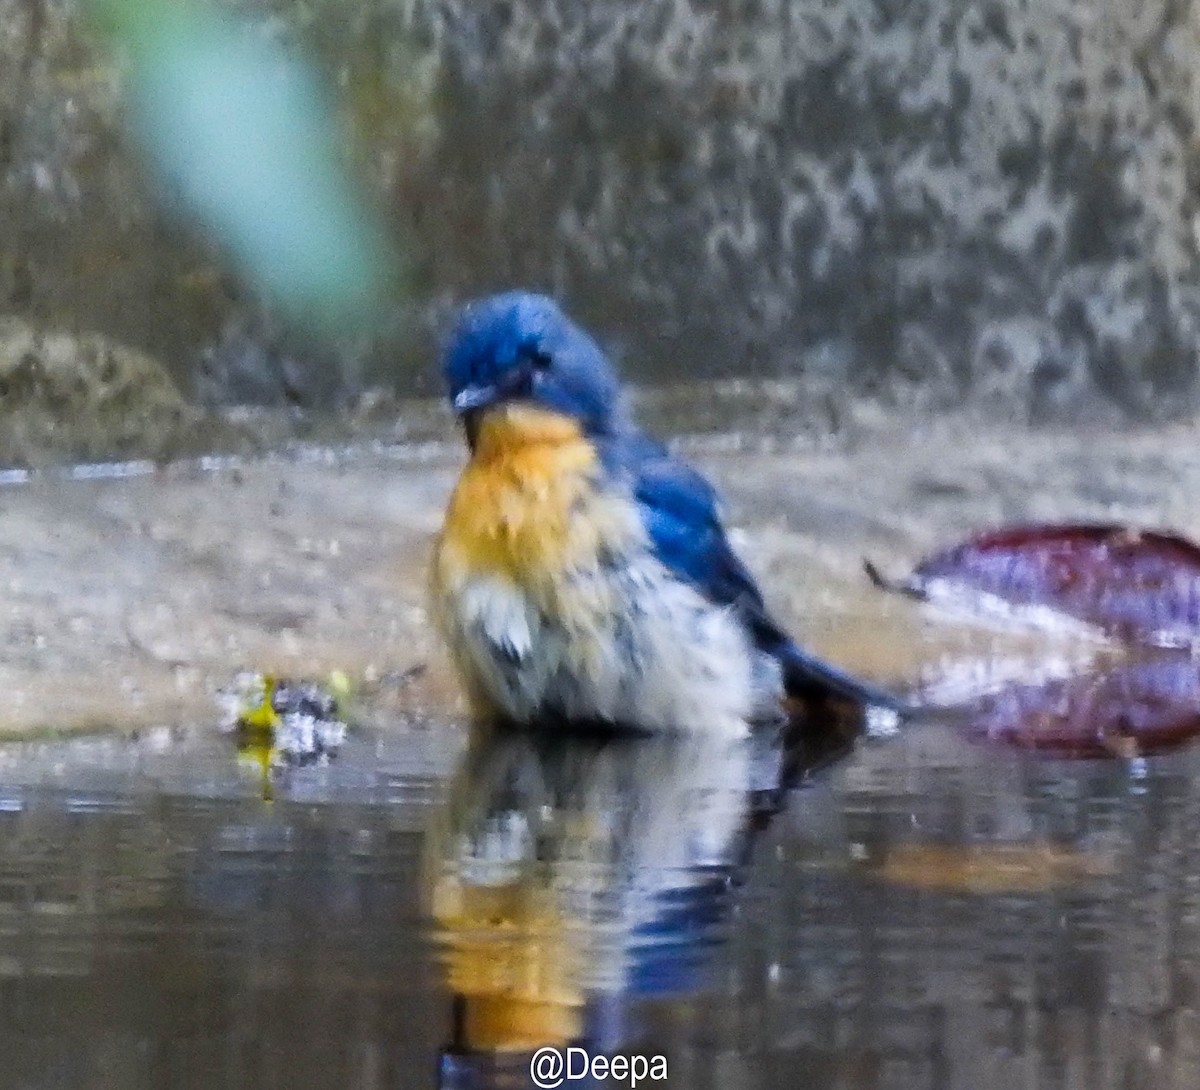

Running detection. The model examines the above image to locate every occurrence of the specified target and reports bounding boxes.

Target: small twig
[862,557,925,600]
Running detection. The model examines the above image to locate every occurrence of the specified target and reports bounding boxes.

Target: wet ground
[5,398,1200,735]
[4,403,1200,1088]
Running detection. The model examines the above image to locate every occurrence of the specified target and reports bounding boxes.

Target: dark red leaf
[959,653,1200,758]
[867,523,1200,647]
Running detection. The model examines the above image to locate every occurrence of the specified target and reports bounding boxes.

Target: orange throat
[470,402,588,460]
[436,404,603,583]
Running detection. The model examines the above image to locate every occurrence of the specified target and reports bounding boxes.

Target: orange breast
[434,404,631,592]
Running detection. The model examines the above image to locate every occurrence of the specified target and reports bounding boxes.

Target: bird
[430,291,904,736]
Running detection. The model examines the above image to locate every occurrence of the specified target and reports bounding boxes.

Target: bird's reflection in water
[425,707,861,1088]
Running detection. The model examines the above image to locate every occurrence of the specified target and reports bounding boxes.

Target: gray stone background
[1,0,1198,458]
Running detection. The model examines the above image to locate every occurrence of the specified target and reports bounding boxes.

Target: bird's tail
[776,639,909,713]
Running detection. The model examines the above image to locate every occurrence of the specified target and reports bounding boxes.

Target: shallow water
[4,415,1200,1088]
[0,703,1196,1090]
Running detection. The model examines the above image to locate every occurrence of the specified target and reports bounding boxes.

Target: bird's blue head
[442,292,624,442]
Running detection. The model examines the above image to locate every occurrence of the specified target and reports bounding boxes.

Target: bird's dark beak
[452,383,500,415]
[461,408,482,451]
[453,382,503,452]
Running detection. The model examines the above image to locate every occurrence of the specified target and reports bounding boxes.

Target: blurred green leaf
[87,0,401,338]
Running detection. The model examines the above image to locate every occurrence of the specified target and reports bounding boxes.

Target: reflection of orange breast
[434,404,640,596]
[430,879,585,1050]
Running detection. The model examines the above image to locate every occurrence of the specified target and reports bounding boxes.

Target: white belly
[439,554,782,735]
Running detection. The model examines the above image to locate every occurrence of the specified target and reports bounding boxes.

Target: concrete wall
[1,0,1198,424]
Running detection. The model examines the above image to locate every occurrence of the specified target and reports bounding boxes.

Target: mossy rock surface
[0,318,208,466]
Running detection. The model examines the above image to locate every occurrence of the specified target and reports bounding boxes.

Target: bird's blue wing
[600,435,906,710]
[600,436,785,647]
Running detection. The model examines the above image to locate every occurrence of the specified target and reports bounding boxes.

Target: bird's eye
[528,348,553,372]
